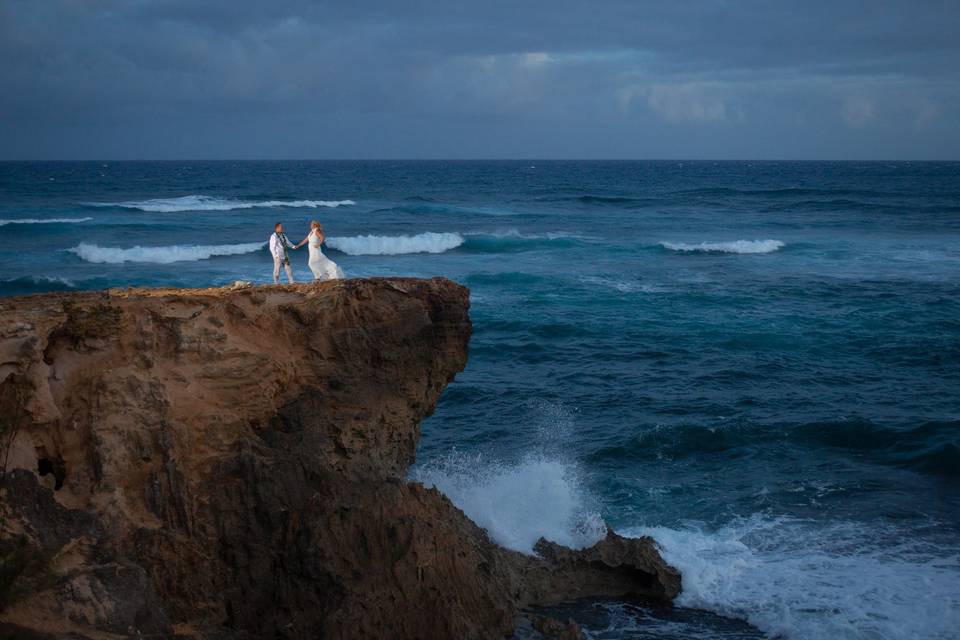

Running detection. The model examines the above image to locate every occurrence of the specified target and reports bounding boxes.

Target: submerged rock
[0,278,680,639]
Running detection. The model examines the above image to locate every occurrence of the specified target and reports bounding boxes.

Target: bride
[296,220,345,281]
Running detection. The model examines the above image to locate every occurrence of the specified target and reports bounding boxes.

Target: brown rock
[0,278,680,639]
[530,615,585,640]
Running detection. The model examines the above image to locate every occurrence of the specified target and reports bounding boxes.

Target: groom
[269,222,297,284]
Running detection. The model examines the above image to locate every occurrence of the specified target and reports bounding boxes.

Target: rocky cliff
[0,278,679,639]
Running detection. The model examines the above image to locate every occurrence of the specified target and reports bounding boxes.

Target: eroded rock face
[0,279,679,639]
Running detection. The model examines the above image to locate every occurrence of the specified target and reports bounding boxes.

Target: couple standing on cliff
[270,221,344,284]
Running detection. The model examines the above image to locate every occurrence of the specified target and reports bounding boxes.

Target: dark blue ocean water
[1,161,958,639]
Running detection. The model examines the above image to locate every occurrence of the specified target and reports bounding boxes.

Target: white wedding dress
[308,231,345,281]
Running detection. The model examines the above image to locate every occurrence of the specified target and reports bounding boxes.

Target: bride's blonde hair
[310,220,323,233]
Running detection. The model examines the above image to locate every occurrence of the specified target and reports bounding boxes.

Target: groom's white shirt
[269,232,294,260]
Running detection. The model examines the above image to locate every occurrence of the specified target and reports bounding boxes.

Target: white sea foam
[327,232,464,256]
[0,217,93,226]
[85,195,355,212]
[623,516,960,640]
[661,239,785,254]
[414,452,606,554]
[69,242,265,264]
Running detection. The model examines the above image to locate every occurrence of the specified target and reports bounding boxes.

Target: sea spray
[414,452,606,554]
[413,401,606,554]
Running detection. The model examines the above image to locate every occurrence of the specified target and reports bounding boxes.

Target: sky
[1,0,958,160]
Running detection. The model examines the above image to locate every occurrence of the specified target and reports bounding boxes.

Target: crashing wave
[413,452,605,554]
[84,195,355,212]
[624,515,960,640]
[412,401,606,555]
[68,242,265,264]
[661,239,785,254]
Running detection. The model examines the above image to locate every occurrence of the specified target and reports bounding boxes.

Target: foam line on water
[84,195,355,212]
[622,516,960,640]
[660,239,785,254]
[68,242,265,264]
[327,232,464,255]
[0,217,93,226]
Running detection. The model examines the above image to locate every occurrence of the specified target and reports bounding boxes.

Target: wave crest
[68,242,265,264]
[326,232,464,256]
[661,239,785,254]
[0,217,93,226]
[84,195,355,212]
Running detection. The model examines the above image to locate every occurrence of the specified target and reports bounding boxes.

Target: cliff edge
[0,278,679,639]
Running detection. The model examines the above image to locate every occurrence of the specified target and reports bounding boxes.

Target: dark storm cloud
[1,0,958,159]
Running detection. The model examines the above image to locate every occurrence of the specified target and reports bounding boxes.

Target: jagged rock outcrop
[0,278,679,639]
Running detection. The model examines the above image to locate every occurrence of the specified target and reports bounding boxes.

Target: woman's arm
[295,235,309,249]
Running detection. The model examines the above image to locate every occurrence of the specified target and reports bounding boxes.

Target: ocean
[1,160,958,639]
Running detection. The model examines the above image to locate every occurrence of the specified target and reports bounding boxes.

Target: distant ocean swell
[0,275,80,295]
[63,233,785,262]
[0,217,93,226]
[589,419,960,479]
[83,195,355,212]
[660,239,785,254]
[66,232,576,263]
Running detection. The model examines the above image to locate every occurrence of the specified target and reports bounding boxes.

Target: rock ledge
[0,279,679,639]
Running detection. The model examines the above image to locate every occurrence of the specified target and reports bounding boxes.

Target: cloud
[645,83,729,123]
[841,96,877,127]
[0,0,958,158]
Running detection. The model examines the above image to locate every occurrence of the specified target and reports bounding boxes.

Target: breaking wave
[624,516,960,640]
[84,195,355,212]
[68,242,265,264]
[327,232,464,255]
[0,217,92,226]
[661,239,785,254]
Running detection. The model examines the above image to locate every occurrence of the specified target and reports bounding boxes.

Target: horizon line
[1,158,958,163]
